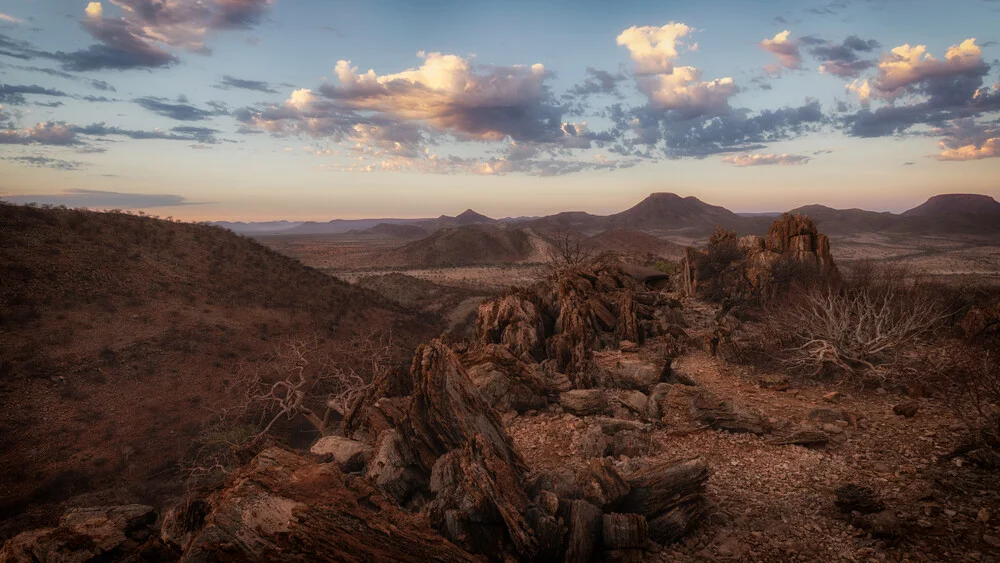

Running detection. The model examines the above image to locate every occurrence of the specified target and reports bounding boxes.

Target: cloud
[0,83,69,105]
[3,65,119,92]
[134,96,227,121]
[0,12,22,24]
[610,99,825,158]
[860,38,989,101]
[930,119,1000,161]
[0,122,77,145]
[760,30,802,70]
[57,11,179,71]
[53,0,273,71]
[239,51,573,154]
[4,156,86,171]
[617,22,738,117]
[636,67,737,116]
[218,75,278,93]
[1,188,199,208]
[0,120,225,146]
[615,22,694,76]
[570,66,628,97]
[722,152,811,166]
[806,35,880,78]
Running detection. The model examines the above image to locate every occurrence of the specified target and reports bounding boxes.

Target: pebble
[982,535,1000,548]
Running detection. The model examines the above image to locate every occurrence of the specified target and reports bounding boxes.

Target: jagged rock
[311,436,372,472]
[466,362,547,414]
[476,294,545,361]
[563,500,603,563]
[579,458,631,508]
[834,484,885,515]
[174,447,478,562]
[681,214,840,300]
[560,389,608,416]
[618,390,648,415]
[160,499,211,552]
[602,513,648,549]
[1,505,157,563]
[609,358,660,390]
[893,401,919,418]
[366,429,427,507]
[691,391,771,435]
[407,341,524,474]
[647,498,708,544]
[614,459,710,544]
[426,434,538,561]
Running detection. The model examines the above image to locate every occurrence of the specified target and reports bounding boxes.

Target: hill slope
[605,192,747,232]
[0,204,440,537]
[372,224,552,267]
[902,194,1000,216]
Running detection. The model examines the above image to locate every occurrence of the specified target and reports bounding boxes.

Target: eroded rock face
[1,505,158,563]
[682,214,841,301]
[165,447,478,562]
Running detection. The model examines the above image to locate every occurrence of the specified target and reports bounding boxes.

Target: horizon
[1,0,999,221]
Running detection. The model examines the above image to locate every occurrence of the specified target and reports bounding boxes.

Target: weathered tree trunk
[646,498,707,543]
[615,458,709,518]
[581,458,630,509]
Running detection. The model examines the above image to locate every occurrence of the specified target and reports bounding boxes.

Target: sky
[0,0,999,221]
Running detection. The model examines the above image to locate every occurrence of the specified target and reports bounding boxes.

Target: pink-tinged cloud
[860,38,989,101]
[722,153,811,166]
[615,22,694,75]
[760,30,801,70]
[0,122,77,145]
[935,137,999,161]
[637,67,737,115]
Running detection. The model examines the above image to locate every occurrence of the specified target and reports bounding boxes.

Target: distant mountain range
[214,193,1000,239]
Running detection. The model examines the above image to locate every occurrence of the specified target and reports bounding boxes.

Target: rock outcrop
[681,214,840,301]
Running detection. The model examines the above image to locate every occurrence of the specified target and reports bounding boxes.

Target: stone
[619,390,648,415]
[560,389,608,416]
[573,425,611,458]
[823,391,842,403]
[311,436,373,472]
[893,401,919,418]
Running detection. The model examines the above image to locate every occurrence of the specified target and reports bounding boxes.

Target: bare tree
[237,332,395,445]
[547,227,594,270]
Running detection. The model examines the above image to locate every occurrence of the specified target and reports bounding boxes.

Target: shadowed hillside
[0,203,441,537]
[371,223,552,267]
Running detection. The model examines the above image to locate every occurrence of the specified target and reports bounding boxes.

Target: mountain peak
[455,209,493,224]
[903,194,1000,216]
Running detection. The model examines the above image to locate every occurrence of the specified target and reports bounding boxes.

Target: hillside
[605,192,748,233]
[587,228,686,259]
[0,204,441,537]
[902,194,1000,216]
[371,224,551,267]
[788,205,899,236]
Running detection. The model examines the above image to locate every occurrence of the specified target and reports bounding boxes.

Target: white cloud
[637,67,737,115]
[760,30,801,70]
[616,23,694,75]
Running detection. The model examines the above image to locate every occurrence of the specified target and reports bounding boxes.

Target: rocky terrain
[5,210,999,561]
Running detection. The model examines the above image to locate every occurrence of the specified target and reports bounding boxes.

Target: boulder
[311,436,372,472]
[174,447,478,562]
[1,505,157,562]
[579,458,631,508]
[618,390,648,415]
[560,389,608,416]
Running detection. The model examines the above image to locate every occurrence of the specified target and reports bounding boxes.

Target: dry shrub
[695,227,744,302]
[547,227,595,271]
[761,261,948,382]
[180,331,397,488]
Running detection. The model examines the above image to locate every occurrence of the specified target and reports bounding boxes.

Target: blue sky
[1,0,999,220]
